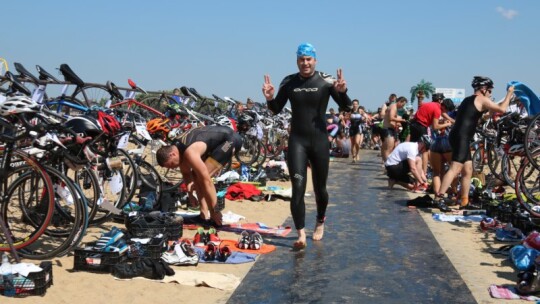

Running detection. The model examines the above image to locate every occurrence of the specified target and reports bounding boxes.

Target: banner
[436,88,466,103]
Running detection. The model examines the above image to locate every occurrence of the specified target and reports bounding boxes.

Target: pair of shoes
[112,258,175,280]
[237,231,264,250]
[203,243,232,262]
[94,227,125,251]
[161,240,199,266]
[411,184,427,194]
[103,239,129,254]
[193,226,221,246]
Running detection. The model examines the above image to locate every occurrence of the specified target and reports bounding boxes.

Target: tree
[410,79,435,104]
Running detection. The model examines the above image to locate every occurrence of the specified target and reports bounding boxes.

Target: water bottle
[1,253,15,297]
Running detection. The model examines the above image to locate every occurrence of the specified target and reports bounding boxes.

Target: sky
[2,0,539,112]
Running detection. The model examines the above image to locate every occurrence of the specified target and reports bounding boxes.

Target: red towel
[225,183,262,201]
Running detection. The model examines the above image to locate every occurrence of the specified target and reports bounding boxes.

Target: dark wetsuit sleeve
[267,75,293,115]
[330,88,352,112]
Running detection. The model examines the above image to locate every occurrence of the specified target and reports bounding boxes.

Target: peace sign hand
[262,74,275,101]
[333,68,347,93]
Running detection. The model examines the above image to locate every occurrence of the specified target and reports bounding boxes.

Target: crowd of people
[325,76,517,212]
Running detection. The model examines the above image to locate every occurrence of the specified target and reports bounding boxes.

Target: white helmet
[0,95,39,116]
[215,115,233,129]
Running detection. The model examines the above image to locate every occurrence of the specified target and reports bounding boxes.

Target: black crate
[73,242,127,273]
[126,213,183,241]
[0,261,53,297]
[128,236,167,260]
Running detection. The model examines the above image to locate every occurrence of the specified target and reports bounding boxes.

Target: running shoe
[161,243,199,266]
[204,243,217,261]
[94,228,125,251]
[207,227,221,245]
[249,232,263,250]
[193,227,208,246]
[218,245,232,262]
[237,230,250,249]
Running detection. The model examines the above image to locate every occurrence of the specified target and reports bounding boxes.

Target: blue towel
[507,81,540,115]
[194,247,258,264]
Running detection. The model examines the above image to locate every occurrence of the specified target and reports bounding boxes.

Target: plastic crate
[126,213,183,241]
[128,236,167,260]
[73,242,127,273]
[0,261,53,297]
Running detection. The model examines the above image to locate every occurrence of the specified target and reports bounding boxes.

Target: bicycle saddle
[4,71,32,96]
[36,65,60,82]
[106,81,124,100]
[14,62,40,83]
[59,64,84,86]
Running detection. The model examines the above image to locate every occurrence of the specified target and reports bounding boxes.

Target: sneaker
[207,227,221,245]
[437,199,451,212]
[249,232,263,250]
[411,184,427,194]
[94,228,124,251]
[237,230,250,249]
[161,243,199,266]
[193,227,208,246]
[217,245,232,262]
[179,240,197,257]
[104,239,129,254]
[204,243,217,261]
[480,217,502,231]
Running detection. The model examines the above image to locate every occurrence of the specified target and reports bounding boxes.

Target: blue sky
[2,0,538,112]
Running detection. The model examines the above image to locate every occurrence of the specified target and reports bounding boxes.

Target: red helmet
[524,231,540,250]
[97,111,121,136]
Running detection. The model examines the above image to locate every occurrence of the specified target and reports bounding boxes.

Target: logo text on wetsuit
[293,88,318,92]
[221,141,232,152]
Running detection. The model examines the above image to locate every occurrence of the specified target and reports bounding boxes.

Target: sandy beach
[0,149,531,304]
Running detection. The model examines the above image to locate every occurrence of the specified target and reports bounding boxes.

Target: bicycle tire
[16,165,87,259]
[515,153,540,216]
[524,113,540,171]
[116,149,138,203]
[0,150,55,252]
[235,134,261,166]
[486,142,506,183]
[67,166,100,225]
[72,84,114,108]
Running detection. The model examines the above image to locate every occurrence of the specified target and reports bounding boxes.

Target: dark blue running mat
[228,151,476,304]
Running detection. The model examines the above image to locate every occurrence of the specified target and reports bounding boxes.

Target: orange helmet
[146,118,170,138]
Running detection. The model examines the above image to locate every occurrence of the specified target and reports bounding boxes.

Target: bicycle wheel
[235,134,261,166]
[116,149,138,203]
[0,169,55,252]
[136,160,163,209]
[16,165,87,259]
[501,154,523,188]
[471,145,486,175]
[90,168,126,225]
[72,84,114,107]
[525,113,540,171]
[139,95,168,118]
[67,166,100,225]
[0,150,55,252]
[515,154,540,216]
[486,143,505,183]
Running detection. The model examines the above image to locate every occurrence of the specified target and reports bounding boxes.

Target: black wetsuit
[449,95,484,163]
[174,125,237,166]
[267,71,352,229]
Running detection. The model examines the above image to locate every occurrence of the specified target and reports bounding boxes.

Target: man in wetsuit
[262,42,352,249]
[436,76,515,210]
[156,125,240,226]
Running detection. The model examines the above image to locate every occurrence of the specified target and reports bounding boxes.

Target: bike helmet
[0,95,39,116]
[65,115,102,137]
[96,110,122,136]
[432,93,445,101]
[419,134,432,149]
[441,98,455,112]
[215,115,233,129]
[471,76,494,90]
[146,117,170,135]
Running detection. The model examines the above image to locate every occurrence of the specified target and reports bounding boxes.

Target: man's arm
[408,157,427,184]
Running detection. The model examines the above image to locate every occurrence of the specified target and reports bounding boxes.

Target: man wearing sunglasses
[436,76,515,210]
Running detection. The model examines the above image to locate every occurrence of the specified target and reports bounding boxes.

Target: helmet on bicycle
[0,95,39,116]
[441,98,455,112]
[419,134,432,150]
[65,115,102,137]
[146,117,170,135]
[215,115,234,129]
[471,76,494,90]
[96,110,122,136]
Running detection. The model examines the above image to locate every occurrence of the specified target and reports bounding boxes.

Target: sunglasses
[487,89,492,94]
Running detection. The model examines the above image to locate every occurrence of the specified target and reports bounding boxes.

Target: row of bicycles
[470,104,540,221]
[0,62,292,260]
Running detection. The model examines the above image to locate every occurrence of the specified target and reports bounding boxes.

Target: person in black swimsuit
[156,125,240,226]
[436,76,515,210]
[262,42,352,249]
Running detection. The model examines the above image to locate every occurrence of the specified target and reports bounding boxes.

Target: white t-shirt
[385,142,420,166]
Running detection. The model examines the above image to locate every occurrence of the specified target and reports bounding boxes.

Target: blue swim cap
[296,43,317,58]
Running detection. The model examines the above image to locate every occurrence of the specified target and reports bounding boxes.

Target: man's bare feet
[293,229,307,250]
[312,221,324,241]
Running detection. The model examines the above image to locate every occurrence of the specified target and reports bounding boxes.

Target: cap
[296,43,317,58]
